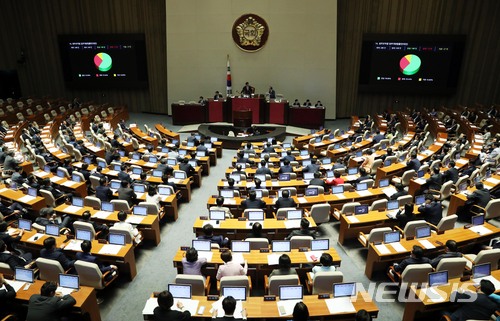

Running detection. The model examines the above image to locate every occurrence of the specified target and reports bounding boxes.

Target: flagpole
[226,54,232,97]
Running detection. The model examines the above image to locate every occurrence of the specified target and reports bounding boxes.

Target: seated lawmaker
[182,247,207,276]
[40,237,75,270]
[393,245,430,273]
[269,254,297,278]
[216,251,248,280]
[311,253,336,278]
[430,240,462,268]
[241,82,254,96]
[285,218,316,240]
[241,190,266,209]
[275,190,297,210]
[197,224,229,247]
[209,196,233,218]
[76,240,117,274]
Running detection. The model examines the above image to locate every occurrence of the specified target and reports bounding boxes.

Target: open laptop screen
[354,205,369,215]
[287,209,303,220]
[109,233,126,246]
[59,274,79,290]
[133,206,148,216]
[45,224,60,236]
[18,218,32,231]
[472,263,491,279]
[15,268,34,283]
[387,200,399,211]
[102,202,114,212]
[75,229,92,241]
[220,189,234,198]
[133,184,145,193]
[472,215,485,226]
[379,178,389,188]
[331,185,344,194]
[383,231,400,244]
[305,187,318,196]
[192,240,211,252]
[415,226,431,239]
[428,271,448,287]
[72,197,84,207]
[311,239,329,251]
[209,210,225,221]
[247,211,264,221]
[231,241,250,253]
[415,195,425,205]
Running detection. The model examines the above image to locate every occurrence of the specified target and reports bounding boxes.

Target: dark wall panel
[337,0,500,118]
[0,0,166,113]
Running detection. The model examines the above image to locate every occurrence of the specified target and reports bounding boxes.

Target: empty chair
[39,189,57,207]
[275,208,296,219]
[175,274,211,296]
[290,236,313,249]
[35,258,65,282]
[74,260,118,289]
[57,167,70,178]
[385,155,397,164]
[138,202,160,215]
[265,274,300,295]
[309,203,331,224]
[395,220,430,239]
[245,238,269,251]
[340,201,361,215]
[392,170,416,187]
[429,214,457,232]
[453,175,469,192]
[369,159,383,175]
[360,179,374,188]
[16,112,25,122]
[89,176,101,192]
[464,249,500,270]
[389,263,434,287]
[219,275,251,296]
[307,271,344,294]
[96,157,107,168]
[435,258,468,279]
[101,111,108,118]
[0,262,14,277]
[370,199,387,211]
[72,171,85,183]
[111,200,131,212]
[483,199,500,222]
[50,110,57,118]
[6,105,14,112]
[397,195,413,207]
[73,221,98,241]
[107,107,114,115]
[358,227,393,247]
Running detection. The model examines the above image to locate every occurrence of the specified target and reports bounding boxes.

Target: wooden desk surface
[10,279,101,321]
[0,185,46,211]
[144,292,378,320]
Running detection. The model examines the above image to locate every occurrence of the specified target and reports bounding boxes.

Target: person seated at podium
[241,82,254,96]
[153,290,191,321]
[303,99,312,107]
[198,96,206,105]
[292,99,301,107]
[314,100,323,107]
[241,190,266,210]
[269,254,297,277]
[214,91,223,100]
[275,190,297,210]
[256,160,272,177]
[268,86,276,99]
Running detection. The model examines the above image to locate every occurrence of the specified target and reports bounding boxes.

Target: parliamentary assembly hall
[0,1,499,321]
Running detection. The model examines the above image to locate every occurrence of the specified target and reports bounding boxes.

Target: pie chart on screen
[94,52,112,72]
[399,54,421,76]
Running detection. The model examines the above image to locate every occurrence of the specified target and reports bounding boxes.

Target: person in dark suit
[269,254,297,277]
[40,179,67,204]
[355,167,372,185]
[117,164,132,184]
[293,302,311,321]
[444,279,498,321]
[78,211,109,237]
[285,218,316,240]
[418,194,442,226]
[79,162,91,183]
[212,295,248,320]
[281,150,296,162]
[26,281,76,321]
[406,153,421,172]
[426,166,443,191]
[372,130,385,144]
[40,237,75,270]
[105,148,120,165]
[0,273,16,319]
[442,160,459,184]
[274,190,297,210]
[76,241,117,274]
[390,183,408,200]
[196,224,228,247]
[309,172,327,190]
[117,180,137,207]
[457,182,491,221]
[430,240,462,268]
[95,177,112,203]
[394,203,416,229]
[214,91,223,100]
[268,86,276,99]
[153,290,191,321]
[241,82,253,96]
[0,239,33,270]
[110,134,122,149]
[0,221,24,252]
[393,245,431,273]
[302,159,320,174]
[279,159,294,174]
[156,158,172,176]
[162,169,178,193]
[179,158,195,178]
[35,207,72,231]
[255,160,272,176]
[245,222,267,240]
[241,190,266,210]
[3,150,19,171]
[262,142,275,153]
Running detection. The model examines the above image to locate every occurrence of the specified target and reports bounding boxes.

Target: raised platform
[198,123,287,149]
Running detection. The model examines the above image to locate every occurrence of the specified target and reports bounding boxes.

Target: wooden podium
[233,109,252,128]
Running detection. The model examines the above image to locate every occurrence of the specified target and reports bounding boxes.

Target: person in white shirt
[113,210,139,239]
[145,185,162,212]
[311,253,336,279]
[216,251,248,280]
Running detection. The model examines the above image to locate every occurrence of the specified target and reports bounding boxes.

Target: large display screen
[58,34,148,89]
[358,34,466,94]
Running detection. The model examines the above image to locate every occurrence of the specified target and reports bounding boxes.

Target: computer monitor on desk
[247,211,264,221]
[387,200,399,211]
[278,173,291,181]
[383,231,400,244]
[102,202,114,212]
[231,241,250,253]
[472,263,491,279]
[59,274,79,290]
[75,229,92,241]
[222,286,247,301]
[18,218,32,231]
[168,284,191,299]
[209,210,226,221]
[192,240,211,252]
[415,226,431,239]
[220,189,234,198]
[305,187,318,196]
[45,224,60,236]
[272,240,291,252]
[287,209,303,220]
[333,282,356,298]
[356,183,368,191]
[311,239,329,251]
[331,185,344,194]
[472,215,485,226]
[279,285,303,300]
[133,184,146,194]
[428,271,448,287]
[415,195,425,205]
[303,172,314,180]
[15,268,34,283]
[354,205,369,215]
[133,206,147,216]
[109,233,126,246]
[379,178,389,188]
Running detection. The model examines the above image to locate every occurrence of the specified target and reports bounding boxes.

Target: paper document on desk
[424,287,446,302]
[173,299,199,315]
[126,216,144,225]
[92,211,112,219]
[27,233,45,243]
[414,178,426,185]
[197,251,213,262]
[276,300,301,316]
[345,175,358,181]
[382,187,397,198]
[50,176,63,183]
[142,298,158,315]
[18,195,36,203]
[232,253,245,265]
[64,205,81,213]
[389,242,407,253]
[356,190,372,197]
[63,240,82,251]
[56,287,75,296]
[211,298,243,318]
[435,142,443,146]
[48,147,59,153]
[0,188,9,193]
[224,199,236,205]
[486,177,500,185]
[267,253,280,265]
[284,220,301,229]
[305,251,323,263]
[456,159,468,165]
[325,297,356,313]
[4,279,26,292]
[418,240,436,249]
[99,244,122,255]
[107,170,118,176]
[62,181,77,187]
[375,244,391,255]
[346,215,360,223]
[469,225,492,235]
[297,197,308,204]
[334,193,346,199]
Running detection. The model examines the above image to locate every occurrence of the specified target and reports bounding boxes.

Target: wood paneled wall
[337,0,500,118]
[0,0,166,113]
